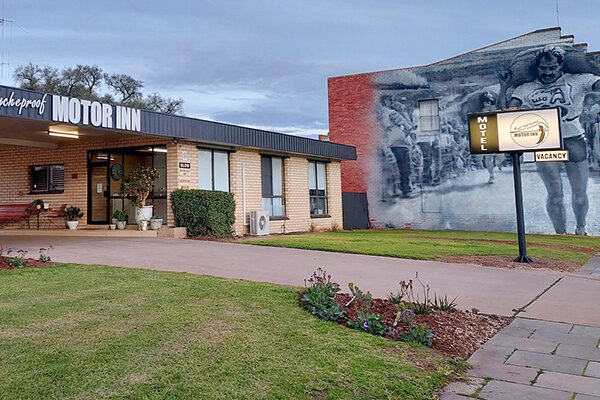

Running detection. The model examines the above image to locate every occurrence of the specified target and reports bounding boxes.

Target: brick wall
[229,149,343,235]
[0,138,345,235]
[0,135,169,229]
[327,73,377,194]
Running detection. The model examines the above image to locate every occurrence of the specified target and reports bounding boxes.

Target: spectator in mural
[409,131,424,190]
[580,93,600,169]
[388,112,414,197]
[500,45,600,235]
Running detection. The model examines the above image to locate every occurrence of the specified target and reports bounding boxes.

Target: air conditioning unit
[250,210,269,236]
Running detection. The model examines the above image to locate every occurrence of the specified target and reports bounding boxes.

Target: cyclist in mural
[500,45,600,235]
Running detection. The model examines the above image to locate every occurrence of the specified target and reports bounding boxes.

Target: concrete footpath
[1,235,564,317]
[441,257,600,399]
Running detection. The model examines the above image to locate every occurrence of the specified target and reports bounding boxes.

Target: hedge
[171,189,236,238]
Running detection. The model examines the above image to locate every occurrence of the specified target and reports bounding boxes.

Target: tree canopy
[13,63,184,115]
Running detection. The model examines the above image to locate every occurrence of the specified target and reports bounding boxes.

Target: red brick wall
[327,73,377,194]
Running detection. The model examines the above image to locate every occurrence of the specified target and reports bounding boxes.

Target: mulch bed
[330,293,512,359]
[0,257,55,270]
[437,255,579,273]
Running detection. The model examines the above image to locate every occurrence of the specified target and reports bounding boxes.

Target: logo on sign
[510,113,550,148]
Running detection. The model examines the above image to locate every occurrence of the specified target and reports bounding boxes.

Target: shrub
[430,293,458,312]
[301,268,345,321]
[120,166,159,207]
[7,248,27,269]
[38,246,53,263]
[393,272,432,315]
[171,189,235,238]
[61,206,83,221]
[348,312,387,336]
[345,282,372,311]
[397,324,434,347]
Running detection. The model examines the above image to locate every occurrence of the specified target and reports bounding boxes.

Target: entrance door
[88,153,110,224]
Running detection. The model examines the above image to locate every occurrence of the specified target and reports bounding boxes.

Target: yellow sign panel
[468,108,562,154]
[535,150,569,162]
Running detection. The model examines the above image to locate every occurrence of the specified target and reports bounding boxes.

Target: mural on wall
[370,42,600,235]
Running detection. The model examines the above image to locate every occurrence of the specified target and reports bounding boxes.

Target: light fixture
[48,130,79,139]
[149,147,167,153]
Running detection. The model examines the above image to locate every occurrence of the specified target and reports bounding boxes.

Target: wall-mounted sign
[179,162,191,169]
[535,150,569,162]
[0,91,47,115]
[468,107,562,154]
[51,95,141,132]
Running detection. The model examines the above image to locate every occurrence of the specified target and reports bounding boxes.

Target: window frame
[261,155,286,219]
[418,98,440,132]
[30,164,65,194]
[197,147,231,192]
[308,160,328,217]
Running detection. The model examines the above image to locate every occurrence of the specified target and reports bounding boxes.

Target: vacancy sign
[535,150,569,162]
[468,107,562,154]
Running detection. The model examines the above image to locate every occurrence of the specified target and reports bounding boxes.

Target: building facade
[0,84,355,235]
[329,28,600,235]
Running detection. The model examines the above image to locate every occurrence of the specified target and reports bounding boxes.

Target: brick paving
[440,318,600,399]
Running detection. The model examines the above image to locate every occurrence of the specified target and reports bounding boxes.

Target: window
[198,148,229,192]
[419,99,440,132]
[261,156,285,218]
[309,161,327,216]
[30,164,64,194]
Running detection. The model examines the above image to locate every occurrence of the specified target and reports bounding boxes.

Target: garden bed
[0,257,55,270]
[333,293,511,359]
[299,268,512,360]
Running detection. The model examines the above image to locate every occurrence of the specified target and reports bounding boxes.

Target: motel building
[0,85,356,236]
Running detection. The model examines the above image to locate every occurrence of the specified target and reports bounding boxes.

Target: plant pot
[111,218,118,225]
[150,219,162,230]
[134,206,153,224]
[66,221,79,230]
[138,220,148,231]
[109,224,116,230]
[116,221,126,230]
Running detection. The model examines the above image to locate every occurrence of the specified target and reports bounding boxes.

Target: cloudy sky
[1,0,599,137]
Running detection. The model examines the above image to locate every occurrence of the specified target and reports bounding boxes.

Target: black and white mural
[370,42,600,235]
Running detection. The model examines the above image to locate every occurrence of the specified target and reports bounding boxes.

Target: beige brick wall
[0,138,344,235]
[0,135,169,229]
[229,148,343,236]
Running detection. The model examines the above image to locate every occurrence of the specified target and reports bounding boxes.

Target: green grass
[241,229,600,266]
[0,264,465,400]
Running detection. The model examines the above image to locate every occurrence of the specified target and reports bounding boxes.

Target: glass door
[88,152,110,224]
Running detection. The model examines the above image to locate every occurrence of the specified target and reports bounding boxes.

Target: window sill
[28,191,64,195]
[310,214,331,219]
[269,216,289,221]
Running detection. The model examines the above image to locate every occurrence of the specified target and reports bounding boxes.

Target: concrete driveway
[1,235,576,319]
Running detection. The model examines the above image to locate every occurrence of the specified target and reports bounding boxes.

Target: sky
[1,0,599,138]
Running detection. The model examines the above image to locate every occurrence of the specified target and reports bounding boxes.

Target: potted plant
[120,166,159,224]
[113,210,127,230]
[138,219,148,231]
[150,215,163,230]
[61,206,84,230]
[26,199,44,213]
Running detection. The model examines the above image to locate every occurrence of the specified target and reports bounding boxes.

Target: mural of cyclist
[501,45,600,235]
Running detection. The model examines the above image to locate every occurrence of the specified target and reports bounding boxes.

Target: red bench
[0,204,32,228]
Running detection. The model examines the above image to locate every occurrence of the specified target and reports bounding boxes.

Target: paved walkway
[2,235,563,317]
[442,255,600,399]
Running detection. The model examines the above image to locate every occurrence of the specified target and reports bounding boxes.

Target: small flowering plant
[301,268,345,321]
[7,248,28,269]
[348,312,387,336]
[38,246,53,263]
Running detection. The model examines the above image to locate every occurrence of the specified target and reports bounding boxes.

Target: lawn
[0,264,465,400]
[241,229,600,266]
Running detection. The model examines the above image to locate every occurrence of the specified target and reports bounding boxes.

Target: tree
[13,63,184,115]
[104,73,143,105]
[145,92,184,115]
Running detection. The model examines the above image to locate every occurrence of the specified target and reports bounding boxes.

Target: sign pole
[511,152,532,263]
